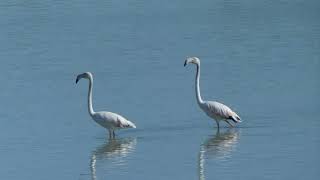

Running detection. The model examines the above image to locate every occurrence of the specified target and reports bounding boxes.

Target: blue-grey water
[0,0,319,179]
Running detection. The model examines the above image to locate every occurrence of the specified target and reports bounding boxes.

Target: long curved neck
[88,76,95,116]
[195,64,204,105]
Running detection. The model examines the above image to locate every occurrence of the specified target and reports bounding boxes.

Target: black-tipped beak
[184,60,187,67]
[76,78,79,84]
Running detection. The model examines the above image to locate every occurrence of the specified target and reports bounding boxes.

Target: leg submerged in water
[108,129,112,139]
[215,120,220,129]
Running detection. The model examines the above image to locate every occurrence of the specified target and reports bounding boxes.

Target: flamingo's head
[184,57,200,67]
[76,72,93,84]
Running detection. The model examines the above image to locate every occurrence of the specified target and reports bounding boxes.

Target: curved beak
[76,73,86,84]
[75,74,81,84]
[184,60,188,67]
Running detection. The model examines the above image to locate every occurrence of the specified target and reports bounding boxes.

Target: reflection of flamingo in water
[90,138,137,180]
[198,129,240,180]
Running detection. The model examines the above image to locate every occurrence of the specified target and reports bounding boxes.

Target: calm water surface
[0,0,319,179]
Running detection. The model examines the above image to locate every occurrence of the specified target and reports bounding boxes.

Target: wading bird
[76,72,136,138]
[184,57,241,129]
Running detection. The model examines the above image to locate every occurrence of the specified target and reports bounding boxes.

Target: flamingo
[184,57,241,129]
[76,72,136,138]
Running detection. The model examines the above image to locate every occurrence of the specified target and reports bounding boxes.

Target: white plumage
[184,57,241,129]
[76,72,136,138]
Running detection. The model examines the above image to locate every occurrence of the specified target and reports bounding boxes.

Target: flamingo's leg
[108,130,112,139]
[215,120,220,129]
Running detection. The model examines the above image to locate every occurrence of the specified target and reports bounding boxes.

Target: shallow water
[0,0,319,179]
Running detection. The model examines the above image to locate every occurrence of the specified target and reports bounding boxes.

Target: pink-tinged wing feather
[205,101,241,122]
[116,116,136,128]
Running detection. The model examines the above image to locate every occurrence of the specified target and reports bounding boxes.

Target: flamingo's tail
[229,114,241,123]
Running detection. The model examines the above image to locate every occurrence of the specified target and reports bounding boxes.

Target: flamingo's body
[184,57,241,128]
[76,72,136,138]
